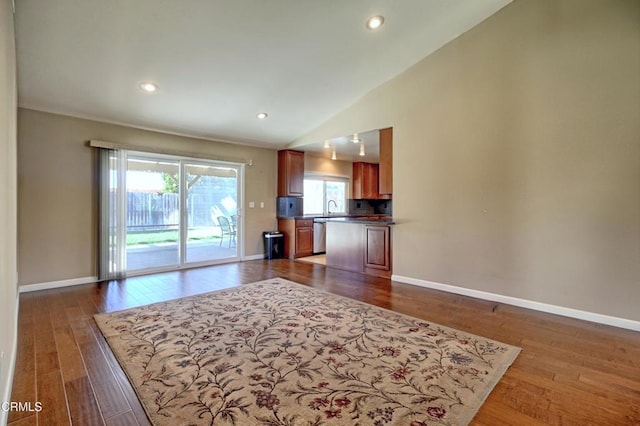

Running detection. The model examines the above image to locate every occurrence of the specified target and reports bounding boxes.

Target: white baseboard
[17,259,269,293]
[0,295,19,426]
[242,254,265,261]
[19,276,98,293]
[391,274,640,332]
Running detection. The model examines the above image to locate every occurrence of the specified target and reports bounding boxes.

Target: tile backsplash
[349,199,392,216]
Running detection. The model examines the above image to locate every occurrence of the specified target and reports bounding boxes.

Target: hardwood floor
[8,259,640,425]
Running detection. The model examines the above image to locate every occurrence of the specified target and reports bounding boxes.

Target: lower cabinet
[326,222,391,278]
[364,225,391,274]
[278,218,314,259]
[295,225,314,257]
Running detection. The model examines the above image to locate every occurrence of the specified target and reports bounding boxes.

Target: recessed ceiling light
[366,15,385,30]
[139,82,158,93]
[257,112,268,120]
[350,133,361,143]
[323,140,331,149]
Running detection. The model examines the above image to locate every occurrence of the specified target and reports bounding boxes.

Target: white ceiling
[14,0,510,147]
[304,129,380,163]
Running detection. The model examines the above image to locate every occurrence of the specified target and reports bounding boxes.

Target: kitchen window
[303,175,348,216]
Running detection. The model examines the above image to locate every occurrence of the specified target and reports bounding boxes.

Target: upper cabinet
[353,162,392,200]
[353,127,393,200]
[353,162,379,199]
[277,150,304,197]
[378,128,393,195]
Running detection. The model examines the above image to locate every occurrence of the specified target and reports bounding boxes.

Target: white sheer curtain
[98,148,127,280]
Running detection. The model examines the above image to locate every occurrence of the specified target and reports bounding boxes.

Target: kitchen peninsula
[324,216,393,278]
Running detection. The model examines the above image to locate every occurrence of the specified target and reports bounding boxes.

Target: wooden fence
[125,191,236,232]
[126,192,179,230]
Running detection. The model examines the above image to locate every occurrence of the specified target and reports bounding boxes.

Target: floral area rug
[94,278,520,425]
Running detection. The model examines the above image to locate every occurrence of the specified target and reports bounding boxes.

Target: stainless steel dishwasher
[313,219,326,254]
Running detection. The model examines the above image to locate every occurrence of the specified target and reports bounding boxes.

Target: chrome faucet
[327,199,338,215]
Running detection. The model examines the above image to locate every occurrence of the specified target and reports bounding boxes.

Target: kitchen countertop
[321,216,394,225]
[277,215,394,225]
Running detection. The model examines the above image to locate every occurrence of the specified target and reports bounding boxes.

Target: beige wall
[304,154,352,178]
[0,0,18,416]
[291,0,640,321]
[304,154,353,197]
[18,109,277,286]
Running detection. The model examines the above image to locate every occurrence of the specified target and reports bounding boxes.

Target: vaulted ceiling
[14,0,510,147]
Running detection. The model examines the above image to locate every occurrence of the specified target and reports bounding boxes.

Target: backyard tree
[161,173,178,193]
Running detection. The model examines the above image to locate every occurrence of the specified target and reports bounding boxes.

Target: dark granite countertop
[321,216,394,225]
[277,215,393,224]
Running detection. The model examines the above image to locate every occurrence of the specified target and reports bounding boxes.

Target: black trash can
[263,231,284,259]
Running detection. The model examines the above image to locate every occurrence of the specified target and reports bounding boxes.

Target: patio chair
[217,216,236,248]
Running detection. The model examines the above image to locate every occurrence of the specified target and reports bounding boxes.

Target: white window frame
[303,173,350,216]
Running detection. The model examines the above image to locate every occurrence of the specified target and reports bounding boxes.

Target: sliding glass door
[101,150,242,278]
[185,162,239,263]
[126,156,181,271]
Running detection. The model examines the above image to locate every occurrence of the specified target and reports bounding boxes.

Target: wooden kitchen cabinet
[278,218,314,259]
[364,225,391,277]
[277,150,304,197]
[378,127,393,196]
[295,226,314,257]
[353,162,379,199]
[326,221,391,278]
